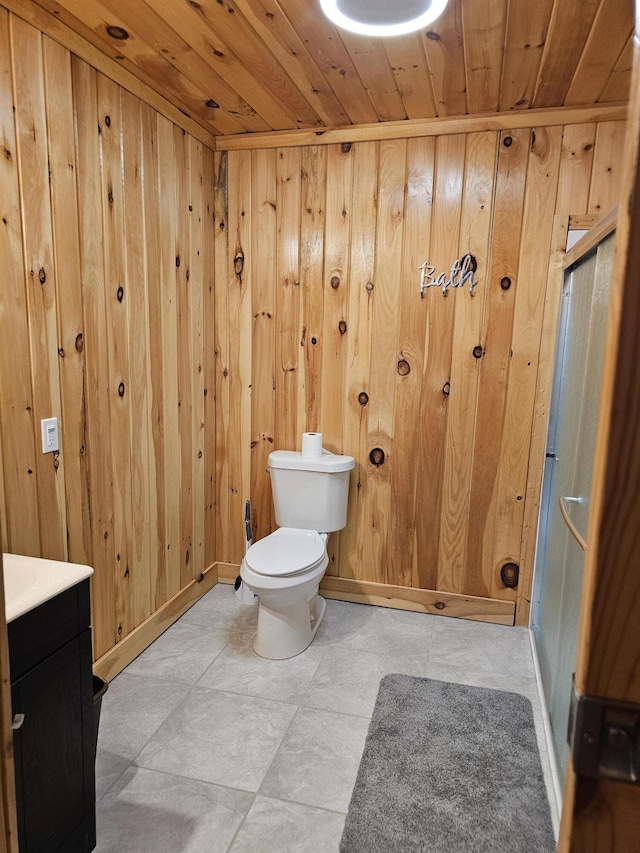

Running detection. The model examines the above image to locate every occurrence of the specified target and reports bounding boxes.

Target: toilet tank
[268,450,355,532]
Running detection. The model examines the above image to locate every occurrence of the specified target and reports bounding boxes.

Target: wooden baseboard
[215,562,515,625]
[93,563,218,681]
[93,560,516,681]
[215,562,241,584]
[321,577,515,624]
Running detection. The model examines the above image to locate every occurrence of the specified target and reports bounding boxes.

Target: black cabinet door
[12,629,95,853]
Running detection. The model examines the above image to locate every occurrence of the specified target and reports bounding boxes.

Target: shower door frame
[530,209,617,791]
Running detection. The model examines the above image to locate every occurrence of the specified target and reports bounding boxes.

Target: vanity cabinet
[9,579,96,853]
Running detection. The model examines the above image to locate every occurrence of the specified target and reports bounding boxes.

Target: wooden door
[559,14,640,850]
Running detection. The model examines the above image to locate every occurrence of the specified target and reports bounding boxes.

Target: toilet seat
[244,528,326,577]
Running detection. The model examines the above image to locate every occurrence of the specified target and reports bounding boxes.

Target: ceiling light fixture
[319,0,448,37]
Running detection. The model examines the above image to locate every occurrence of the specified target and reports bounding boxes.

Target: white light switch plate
[41,417,59,454]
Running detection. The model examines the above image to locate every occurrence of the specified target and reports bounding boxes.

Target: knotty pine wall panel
[0,10,214,658]
[0,0,626,658]
[214,120,624,618]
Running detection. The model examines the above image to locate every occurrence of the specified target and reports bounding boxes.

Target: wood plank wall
[0,8,215,659]
[0,4,625,659]
[213,120,624,620]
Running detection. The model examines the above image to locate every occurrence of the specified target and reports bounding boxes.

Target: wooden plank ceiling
[30,0,633,138]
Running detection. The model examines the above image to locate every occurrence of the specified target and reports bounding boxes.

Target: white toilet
[240,448,354,659]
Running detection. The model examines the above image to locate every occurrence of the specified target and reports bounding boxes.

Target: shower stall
[531,223,616,785]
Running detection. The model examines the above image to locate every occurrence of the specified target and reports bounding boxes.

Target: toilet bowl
[241,445,354,659]
[240,528,329,659]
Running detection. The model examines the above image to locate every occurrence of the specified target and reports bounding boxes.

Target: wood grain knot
[500,276,512,290]
[104,115,111,128]
[464,253,478,273]
[175,255,180,267]
[58,348,65,358]
[118,382,125,397]
[434,602,445,610]
[472,345,484,359]
[234,251,244,275]
[106,25,129,40]
[369,447,385,466]
[38,268,46,284]
[196,572,204,582]
[117,286,124,302]
[331,275,340,289]
[338,320,347,335]
[425,30,440,40]
[358,391,369,406]
[365,281,374,292]
[397,359,410,376]
[75,333,84,353]
[442,381,450,396]
[503,135,512,148]
[311,337,317,345]
[500,562,519,588]
[341,142,352,153]
[206,99,220,109]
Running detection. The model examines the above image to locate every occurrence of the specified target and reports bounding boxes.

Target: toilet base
[253,593,326,660]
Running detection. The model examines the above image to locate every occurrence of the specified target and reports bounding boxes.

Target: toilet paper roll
[301,432,323,458]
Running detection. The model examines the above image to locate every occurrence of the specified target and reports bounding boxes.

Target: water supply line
[234,500,258,604]
[245,499,253,552]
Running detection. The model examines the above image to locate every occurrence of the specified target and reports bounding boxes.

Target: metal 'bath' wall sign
[419,253,478,298]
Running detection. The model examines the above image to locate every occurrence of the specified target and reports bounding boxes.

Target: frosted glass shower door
[531,232,615,783]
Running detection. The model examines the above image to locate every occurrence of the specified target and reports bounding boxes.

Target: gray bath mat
[341,675,555,853]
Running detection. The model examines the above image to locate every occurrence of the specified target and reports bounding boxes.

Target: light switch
[41,418,59,454]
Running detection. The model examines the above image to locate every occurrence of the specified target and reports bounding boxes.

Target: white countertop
[2,553,93,623]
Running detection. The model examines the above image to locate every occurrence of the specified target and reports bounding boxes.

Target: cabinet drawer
[8,580,91,680]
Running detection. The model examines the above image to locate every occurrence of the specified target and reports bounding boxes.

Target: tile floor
[95,584,559,852]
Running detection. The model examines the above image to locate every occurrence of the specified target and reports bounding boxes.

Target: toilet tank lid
[268,450,355,473]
